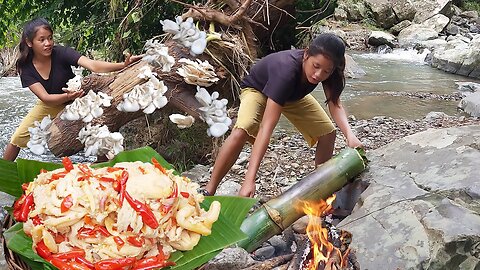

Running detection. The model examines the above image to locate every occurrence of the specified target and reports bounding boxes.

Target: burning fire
[297,194,350,270]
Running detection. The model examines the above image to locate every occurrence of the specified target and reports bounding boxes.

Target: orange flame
[297,195,349,270]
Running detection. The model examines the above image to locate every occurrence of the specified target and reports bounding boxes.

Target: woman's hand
[123,53,143,67]
[66,90,84,101]
[238,181,256,197]
[346,134,363,149]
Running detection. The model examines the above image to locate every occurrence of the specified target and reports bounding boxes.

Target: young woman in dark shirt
[3,18,141,161]
[205,33,363,197]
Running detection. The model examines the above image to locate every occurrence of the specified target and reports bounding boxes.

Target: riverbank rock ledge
[339,125,480,269]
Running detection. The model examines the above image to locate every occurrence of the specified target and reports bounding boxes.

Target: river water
[0,49,476,158]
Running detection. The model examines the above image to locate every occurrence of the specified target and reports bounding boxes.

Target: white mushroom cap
[169,114,195,129]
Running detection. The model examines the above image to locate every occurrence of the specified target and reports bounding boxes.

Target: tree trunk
[47,1,295,157]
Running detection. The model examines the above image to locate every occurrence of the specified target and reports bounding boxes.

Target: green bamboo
[238,147,366,252]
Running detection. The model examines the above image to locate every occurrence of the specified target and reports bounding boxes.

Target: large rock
[398,14,450,47]
[458,92,480,117]
[339,126,480,269]
[431,35,480,78]
[412,0,452,23]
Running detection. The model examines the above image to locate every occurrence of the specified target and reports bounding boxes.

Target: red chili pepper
[77,226,110,238]
[99,177,115,182]
[94,257,136,270]
[32,215,43,226]
[21,183,29,191]
[118,170,129,206]
[54,233,66,244]
[62,157,74,172]
[50,171,68,181]
[49,257,70,269]
[35,240,51,259]
[180,192,189,198]
[107,167,123,173]
[40,169,48,174]
[127,236,145,247]
[138,167,146,174]
[124,191,159,229]
[51,249,86,260]
[95,226,111,237]
[14,192,34,222]
[78,164,93,177]
[61,195,74,213]
[151,158,167,174]
[66,261,93,270]
[74,257,95,269]
[132,256,176,270]
[113,236,125,249]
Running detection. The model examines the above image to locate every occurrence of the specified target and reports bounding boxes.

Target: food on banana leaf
[13,157,221,269]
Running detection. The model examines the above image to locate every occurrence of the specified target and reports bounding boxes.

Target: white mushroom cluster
[116,68,168,114]
[64,75,83,92]
[161,16,207,56]
[60,91,113,122]
[78,124,124,159]
[169,114,195,129]
[177,58,219,87]
[142,39,175,72]
[195,86,232,137]
[26,116,52,155]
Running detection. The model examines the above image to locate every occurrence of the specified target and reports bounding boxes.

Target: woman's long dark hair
[15,18,53,74]
[306,33,346,105]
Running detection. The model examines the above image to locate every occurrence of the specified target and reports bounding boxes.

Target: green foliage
[464,0,480,12]
[0,0,198,60]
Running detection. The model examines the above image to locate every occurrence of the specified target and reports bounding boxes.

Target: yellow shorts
[234,88,335,147]
[10,100,65,148]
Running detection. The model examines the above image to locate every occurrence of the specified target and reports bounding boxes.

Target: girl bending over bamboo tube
[2,18,141,161]
[205,33,363,197]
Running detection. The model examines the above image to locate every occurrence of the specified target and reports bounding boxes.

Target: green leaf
[0,159,21,197]
[92,146,176,172]
[131,11,141,23]
[16,159,63,184]
[122,30,131,38]
[4,223,43,263]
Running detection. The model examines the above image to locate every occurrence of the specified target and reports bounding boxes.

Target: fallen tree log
[238,148,367,252]
[46,0,298,158]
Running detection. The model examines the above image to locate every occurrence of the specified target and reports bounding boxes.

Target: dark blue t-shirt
[20,45,82,95]
[240,49,317,106]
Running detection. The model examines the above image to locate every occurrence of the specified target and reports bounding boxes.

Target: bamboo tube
[238,147,366,252]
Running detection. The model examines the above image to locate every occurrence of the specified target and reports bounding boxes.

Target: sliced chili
[61,195,74,213]
[127,236,144,247]
[51,249,86,260]
[74,256,95,269]
[94,257,136,270]
[124,191,159,229]
[62,157,74,172]
[35,240,51,259]
[151,158,167,174]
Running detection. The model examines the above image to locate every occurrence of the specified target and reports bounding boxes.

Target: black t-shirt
[20,45,82,95]
[240,49,317,106]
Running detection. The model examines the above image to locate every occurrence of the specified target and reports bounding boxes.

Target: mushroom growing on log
[46,0,296,157]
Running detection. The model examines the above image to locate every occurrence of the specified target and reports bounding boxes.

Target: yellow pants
[234,88,335,147]
[10,100,65,148]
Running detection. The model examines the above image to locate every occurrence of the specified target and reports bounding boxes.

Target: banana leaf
[0,159,22,198]
[2,146,258,270]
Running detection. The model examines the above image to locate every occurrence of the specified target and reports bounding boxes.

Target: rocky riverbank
[184,110,480,201]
